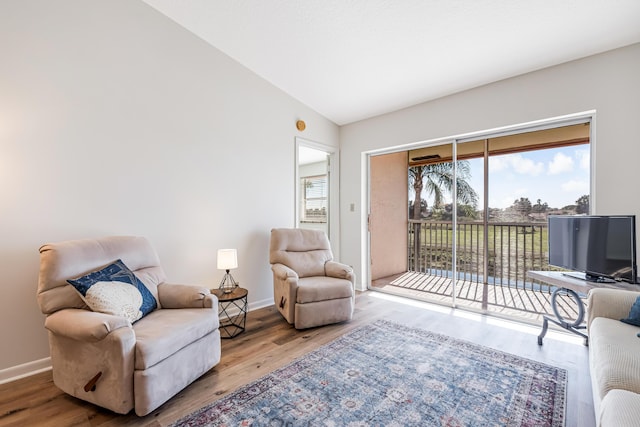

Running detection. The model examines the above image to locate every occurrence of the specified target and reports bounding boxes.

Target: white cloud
[489,156,508,172]
[490,153,544,176]
[490,188,528,209]
[494,198,515,209]
[576,148,590,170]
[548,152,574,175]
[561,179,589,193]
[510,154,544,176]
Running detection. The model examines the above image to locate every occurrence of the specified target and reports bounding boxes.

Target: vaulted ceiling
[142,1,640,125]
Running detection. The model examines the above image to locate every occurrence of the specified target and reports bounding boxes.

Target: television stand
[527,271,638,346]
[561,271,616,284]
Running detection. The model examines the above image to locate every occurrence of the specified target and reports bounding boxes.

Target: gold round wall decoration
[296,120,306,131]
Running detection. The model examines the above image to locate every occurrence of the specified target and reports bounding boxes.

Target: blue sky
[470,146,590,209]
[415,145,590,210]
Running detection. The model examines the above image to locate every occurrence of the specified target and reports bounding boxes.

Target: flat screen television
[548,215,637,284]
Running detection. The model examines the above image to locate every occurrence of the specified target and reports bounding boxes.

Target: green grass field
[409,221,551,281]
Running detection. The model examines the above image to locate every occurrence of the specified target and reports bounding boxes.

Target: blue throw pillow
[621,296,640,327]
[68,259,157,323]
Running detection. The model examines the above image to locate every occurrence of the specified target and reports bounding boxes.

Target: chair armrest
[325,261,355,283]
[271,263,298,324]
[587,288,640,329]
[157,283,217,309]
[271,263,299,280]
[45,309,131,342]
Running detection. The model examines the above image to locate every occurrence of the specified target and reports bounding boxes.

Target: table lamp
[217,249,238,293]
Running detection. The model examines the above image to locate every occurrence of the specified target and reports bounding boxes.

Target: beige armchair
[269,228,355,329]
[36,236,221,416]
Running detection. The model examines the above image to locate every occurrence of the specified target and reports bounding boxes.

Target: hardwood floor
[0,291,594,427]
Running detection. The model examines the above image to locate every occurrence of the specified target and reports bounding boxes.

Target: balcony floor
[371,271,584,328]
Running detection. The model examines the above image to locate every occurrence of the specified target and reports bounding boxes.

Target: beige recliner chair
[37,236,221,416]
[269,228,355,329]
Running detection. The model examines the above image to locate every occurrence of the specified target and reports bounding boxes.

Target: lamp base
[219,270,238,294]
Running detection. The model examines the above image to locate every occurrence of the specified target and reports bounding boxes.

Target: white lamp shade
[217,249,238,270]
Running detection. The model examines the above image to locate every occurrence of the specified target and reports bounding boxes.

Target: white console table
[527,270,638,346]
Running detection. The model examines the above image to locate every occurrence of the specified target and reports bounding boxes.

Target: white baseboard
[249,297,273,311]
[0,357,51,385]
[220,297,273,318]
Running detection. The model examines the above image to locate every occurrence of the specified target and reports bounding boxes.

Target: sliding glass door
[369,119,592,321]
[413,143,460,305]
[454,123,592,313]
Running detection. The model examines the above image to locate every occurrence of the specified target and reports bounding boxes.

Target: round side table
[211,287,248,339]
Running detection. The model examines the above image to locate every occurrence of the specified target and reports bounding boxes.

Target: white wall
[339,43,640,290]
[0,0,338,375]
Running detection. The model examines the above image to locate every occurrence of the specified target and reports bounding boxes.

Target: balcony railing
[406,219,562,314]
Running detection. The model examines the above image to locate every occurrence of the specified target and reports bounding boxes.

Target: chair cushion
[590,317,640,400]
[269,228,333,278]
[133,308,218,370]
[67,260,157,323]
[296,276,353,304]
[599,389,640,427]
[38,236,166,315]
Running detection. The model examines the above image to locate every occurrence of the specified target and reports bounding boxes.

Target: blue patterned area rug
[172,320,566,426]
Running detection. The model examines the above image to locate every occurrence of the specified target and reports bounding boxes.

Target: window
[301,175,328,223]
[408,123,591,224]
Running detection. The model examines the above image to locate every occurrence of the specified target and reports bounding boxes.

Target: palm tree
[408,161,479,270]
[409,161,478,220]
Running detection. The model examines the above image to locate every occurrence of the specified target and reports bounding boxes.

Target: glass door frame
[365,110,595,310]
[295,137,340,255]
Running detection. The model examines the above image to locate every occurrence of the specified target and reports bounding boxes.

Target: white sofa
[587,288,640,426]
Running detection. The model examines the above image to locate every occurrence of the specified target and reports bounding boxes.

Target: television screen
[548,215,637,284]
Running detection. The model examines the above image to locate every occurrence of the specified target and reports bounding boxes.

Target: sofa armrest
[157,283,217,309]
[45,308,132,342]
[587,288,640,329]
[325,261,355,283]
